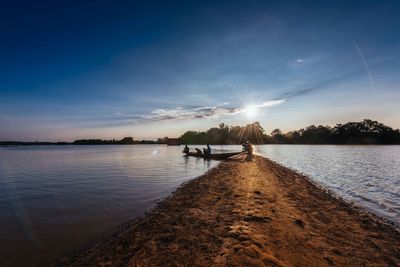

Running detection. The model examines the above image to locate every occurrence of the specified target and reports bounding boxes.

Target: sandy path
[59,155,400,266]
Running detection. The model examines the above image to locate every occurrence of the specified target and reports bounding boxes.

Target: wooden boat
[184,151,242,160]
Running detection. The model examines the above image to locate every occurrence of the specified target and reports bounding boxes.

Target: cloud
[353,41,376,95]
[85,99,285,128]
[276,69,367,100]
[143,99,285,122]
[253,99,285,108]
[142,106,241,121]
[290,58,308,67]
[278,86,320,99]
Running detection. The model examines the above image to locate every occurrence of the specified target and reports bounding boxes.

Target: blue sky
[1,0,400,141]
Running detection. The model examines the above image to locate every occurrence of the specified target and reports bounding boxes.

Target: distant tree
[120,137,134,144]
[271,129,282,136]
[178,119,400,145]
[206,127,223,144]
[157,137,168,144]
[73,139,106,145]
[283,131,302,144]
[297,125,333,144]
[270,128,287,143]
[331,119,400,144]
[180,131,200,144]
[243,122,267,144]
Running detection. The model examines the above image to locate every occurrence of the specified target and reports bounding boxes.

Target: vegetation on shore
[180,119,400,145]
[0,137,157,146]
[74,137,137,145]
[2,119,399,146]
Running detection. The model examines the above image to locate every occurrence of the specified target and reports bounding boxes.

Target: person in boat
[203,144,211,155]
[195,148,203,155]
[183,145,190,154]
[206,144,211,155]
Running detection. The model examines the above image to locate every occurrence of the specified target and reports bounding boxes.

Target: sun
[243,105,258,118]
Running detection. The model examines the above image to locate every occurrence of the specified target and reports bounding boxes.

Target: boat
[184,151,242,160]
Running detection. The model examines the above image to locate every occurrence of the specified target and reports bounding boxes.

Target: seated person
[195,148,203,155]
[245,141,253,161]
[205,144,211,155]
[242,142,248,151]
[183,145,189,154]
[242,141,252,153]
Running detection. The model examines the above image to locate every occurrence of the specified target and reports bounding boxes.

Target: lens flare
[243,105,258,118]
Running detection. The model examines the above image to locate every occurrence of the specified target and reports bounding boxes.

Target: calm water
[256,145,400,225]
[1,145,399,266]
[0,145,218,267]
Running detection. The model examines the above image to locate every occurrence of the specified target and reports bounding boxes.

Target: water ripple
[0,145,220,267]
[256,145,400,225]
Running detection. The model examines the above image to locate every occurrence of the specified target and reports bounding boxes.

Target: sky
[1,0,400,141]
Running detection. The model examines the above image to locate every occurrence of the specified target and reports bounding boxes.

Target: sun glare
[244,105,258,118]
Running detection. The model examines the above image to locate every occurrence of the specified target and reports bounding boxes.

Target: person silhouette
[183,145,189,154]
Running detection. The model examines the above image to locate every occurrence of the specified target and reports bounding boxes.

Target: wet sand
[59,155,400,266]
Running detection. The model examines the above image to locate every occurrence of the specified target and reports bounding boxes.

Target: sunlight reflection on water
[256,145,400,225]
[0,145,218,267]
[1,144,399,266]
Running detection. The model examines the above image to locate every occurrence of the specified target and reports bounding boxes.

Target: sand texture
[59,155,400,266]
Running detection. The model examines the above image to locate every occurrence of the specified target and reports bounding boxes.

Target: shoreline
[265,157,400,230]
[59,155,400,266]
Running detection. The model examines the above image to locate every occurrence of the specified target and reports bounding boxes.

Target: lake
[1,145,399,266]
[256,145,400,225]
[0,145,217,267]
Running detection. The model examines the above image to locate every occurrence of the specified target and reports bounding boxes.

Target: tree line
[179,119,400,145]
[2,119,399,146]
[72,137,162,145]
[73,137,136,145]
[1,137,156,146]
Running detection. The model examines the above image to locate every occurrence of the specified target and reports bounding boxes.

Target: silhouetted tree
[120,137,134,144]
[270,128,287,143]
[179,119,400,145]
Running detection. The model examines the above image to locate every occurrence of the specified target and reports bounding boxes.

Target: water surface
[256,145,400,225]
[0,145,217,266]
[1,144,399,266]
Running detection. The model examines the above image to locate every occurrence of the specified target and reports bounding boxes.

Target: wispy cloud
[290,57,310,68]
[143,106,240,121]
[353,41,376,95]
[84,99,285,128]
[251,99,285,108]
[143,99,285,122]
[73,98,285,128]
